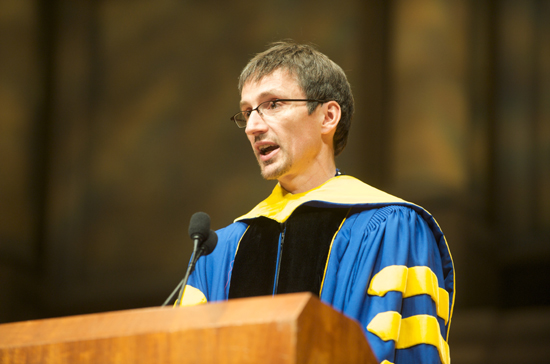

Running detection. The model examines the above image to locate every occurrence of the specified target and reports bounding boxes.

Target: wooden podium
[0,292,377,364]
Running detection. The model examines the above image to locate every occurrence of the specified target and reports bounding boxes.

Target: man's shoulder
[302,175,407,205]
[234,175,414,223]
[216,220,248,238]
[344,203,430,229]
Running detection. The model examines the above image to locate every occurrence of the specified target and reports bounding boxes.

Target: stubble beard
[258,152,292,181]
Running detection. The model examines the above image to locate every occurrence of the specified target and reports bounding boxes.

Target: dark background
[1,0,549,363]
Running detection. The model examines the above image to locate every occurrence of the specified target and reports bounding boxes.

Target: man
[183,41,455,364]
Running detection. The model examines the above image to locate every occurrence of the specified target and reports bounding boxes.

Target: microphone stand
[174,238,201,306]
[163,236,207,307]
[161,219,217,307]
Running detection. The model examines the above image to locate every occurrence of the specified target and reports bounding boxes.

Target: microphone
[162,213,217,307]
[188,211,210,247]
[199,229,218,256]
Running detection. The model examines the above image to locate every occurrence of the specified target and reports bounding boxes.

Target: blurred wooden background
[1,0,549,362]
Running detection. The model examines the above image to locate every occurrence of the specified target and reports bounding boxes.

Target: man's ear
[321,100,341,135]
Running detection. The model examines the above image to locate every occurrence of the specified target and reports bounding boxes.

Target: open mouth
[259,144,279,156]
[257,143,280,161]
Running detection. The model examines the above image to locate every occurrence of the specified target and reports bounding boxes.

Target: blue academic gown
[186,175,455,364]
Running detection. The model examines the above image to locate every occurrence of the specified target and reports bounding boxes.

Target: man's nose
[245,110,268,135]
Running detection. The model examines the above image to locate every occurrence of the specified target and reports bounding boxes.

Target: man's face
[240,69,324,183]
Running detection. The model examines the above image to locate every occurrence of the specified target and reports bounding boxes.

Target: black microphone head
[188,212,210,241]
[201,229,218,256]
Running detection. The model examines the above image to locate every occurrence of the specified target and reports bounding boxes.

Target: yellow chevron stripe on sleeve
[366,311,402,341]
[367,312,450,364]
[174,285,207,307]
[367,265,449,323]
[380,361,394,364]
[437,287,449,323]
[368,265,408,295]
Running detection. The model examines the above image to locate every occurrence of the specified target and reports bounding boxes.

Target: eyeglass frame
[230,98,330,128]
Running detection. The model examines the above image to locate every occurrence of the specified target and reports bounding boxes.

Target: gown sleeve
[322,205,454,364]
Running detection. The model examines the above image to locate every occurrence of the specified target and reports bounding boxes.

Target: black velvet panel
[228,217,281,299]
[229,205,349,299]
[276,205,349,295]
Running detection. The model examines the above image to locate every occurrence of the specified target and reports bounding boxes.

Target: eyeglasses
[230,99,329,128]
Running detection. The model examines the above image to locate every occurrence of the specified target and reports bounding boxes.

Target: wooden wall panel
[6,0,378,317]
[0,0,43,322]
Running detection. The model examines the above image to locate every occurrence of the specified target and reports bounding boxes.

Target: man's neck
[278,163,337,194]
